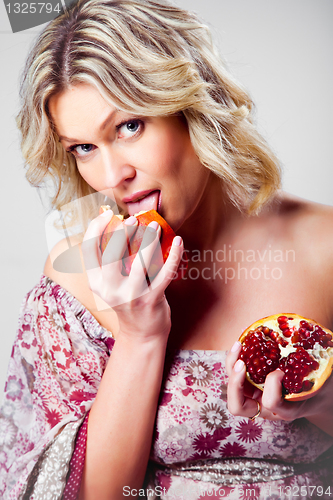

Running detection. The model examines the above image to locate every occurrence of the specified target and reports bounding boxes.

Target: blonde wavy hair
[17,0,281,228]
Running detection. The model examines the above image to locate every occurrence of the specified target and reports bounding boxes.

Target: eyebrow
[58,108,120,142]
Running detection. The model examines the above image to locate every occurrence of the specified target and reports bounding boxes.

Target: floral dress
[0,275,332,499]
[145,350,333,499]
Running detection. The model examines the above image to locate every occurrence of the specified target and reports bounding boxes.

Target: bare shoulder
[274,192,333,240]
[44,236,88,300]
[44,237,119,334]
[274,191,333,278]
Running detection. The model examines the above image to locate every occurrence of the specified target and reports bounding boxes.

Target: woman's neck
[178,175,243,254]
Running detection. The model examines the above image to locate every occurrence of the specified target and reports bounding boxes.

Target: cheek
[76,163,100,191]
[146,128,193,177]
[76,164,90,184]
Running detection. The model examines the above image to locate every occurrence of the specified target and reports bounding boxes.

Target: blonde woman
[1,0,333,498]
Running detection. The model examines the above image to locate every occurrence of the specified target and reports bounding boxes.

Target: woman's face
[49,84,211,230]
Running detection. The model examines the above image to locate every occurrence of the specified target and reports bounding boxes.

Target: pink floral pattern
[1,276,333,499]
[148,350,333,498]
[152,350,333,465]
[0,275,114,499]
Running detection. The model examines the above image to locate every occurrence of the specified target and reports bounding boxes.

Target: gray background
[0,0,332,391]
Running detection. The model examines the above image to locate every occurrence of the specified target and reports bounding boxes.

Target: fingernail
[124,216,137,225]
[148,221,159,231]
[234,359,245,372]
[231,341,241,353]
[173,236,182,246]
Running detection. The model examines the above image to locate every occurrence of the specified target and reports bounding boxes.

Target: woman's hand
[80,209,184,499]
[81,209,184,342]
[226,340,333,435]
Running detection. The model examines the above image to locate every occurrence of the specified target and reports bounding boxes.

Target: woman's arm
[82,332,167,499]
[47,210,183,499]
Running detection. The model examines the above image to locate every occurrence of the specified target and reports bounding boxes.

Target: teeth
[135,195,146,202]
[130,192,153,203]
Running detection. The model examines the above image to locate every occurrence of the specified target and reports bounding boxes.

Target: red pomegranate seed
[240,315,333,398]
[291,333,300,344]
[300,320,313,331]
[279,348,319,394]
[239,329,280,384]
[240,317,332,396]
[267,329,288,347]
[302,380,314,392]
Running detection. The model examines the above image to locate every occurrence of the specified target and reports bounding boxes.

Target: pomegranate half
[99,207,187,280]
[238,314,333,401]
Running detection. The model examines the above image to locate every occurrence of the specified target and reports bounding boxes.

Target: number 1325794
[278,485,331,497]
[5,3,61,14]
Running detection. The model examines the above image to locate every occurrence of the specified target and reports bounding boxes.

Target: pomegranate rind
[100,209,187,279]
[239,313,333,401]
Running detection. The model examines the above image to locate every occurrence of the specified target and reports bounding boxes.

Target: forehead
[48,84,119,139]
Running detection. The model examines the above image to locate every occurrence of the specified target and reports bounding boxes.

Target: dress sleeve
[0,275,114,499]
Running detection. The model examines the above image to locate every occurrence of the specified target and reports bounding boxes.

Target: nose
[100,146,136,188]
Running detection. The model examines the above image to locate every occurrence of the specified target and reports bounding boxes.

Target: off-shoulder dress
[0,275,332,499]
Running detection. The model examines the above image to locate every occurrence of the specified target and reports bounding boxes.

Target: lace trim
[153,457,327,486]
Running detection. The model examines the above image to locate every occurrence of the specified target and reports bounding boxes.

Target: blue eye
[68,143,96,157]
[76,144,94,155]
[66,118,143,159]
[118,120,142,138]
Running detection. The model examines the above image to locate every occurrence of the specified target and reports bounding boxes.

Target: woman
[1,0,333,498]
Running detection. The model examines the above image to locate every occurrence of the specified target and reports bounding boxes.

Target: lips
[125,190,161,216]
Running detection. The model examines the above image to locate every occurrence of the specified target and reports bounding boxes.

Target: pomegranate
[99,207,187,280]
[238,314,333,401]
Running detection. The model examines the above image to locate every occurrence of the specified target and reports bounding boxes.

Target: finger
[225,341,242,376]
[262,369,303,420]
[102,216,137,269]
[226,341,262,398]
[129,221,162,283]
[150,235,184,291]
[123,215,139,242]
[82,209,114,277]
[227,359,260,418]
[261,369,284,408]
